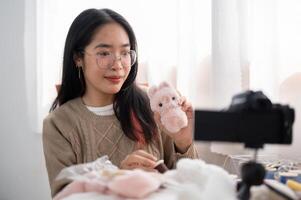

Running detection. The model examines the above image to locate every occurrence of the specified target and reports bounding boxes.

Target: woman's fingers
[134,150,157,161]
[120,150,158,171]
[179,95,186,106]
[130,154,157,168]
[183,101,194,119]
[178,96,194,119]
[179,96,189,110]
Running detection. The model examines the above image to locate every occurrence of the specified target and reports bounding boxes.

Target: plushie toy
[147,82,188,133]
[108,170,161,198]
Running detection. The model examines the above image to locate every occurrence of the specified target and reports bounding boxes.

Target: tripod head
[237,150,266,200]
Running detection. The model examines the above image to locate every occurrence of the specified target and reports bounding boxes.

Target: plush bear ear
[147,85,158,99]
[158,81,170,89]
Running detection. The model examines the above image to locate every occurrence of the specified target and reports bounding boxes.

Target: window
[34,0,211,133]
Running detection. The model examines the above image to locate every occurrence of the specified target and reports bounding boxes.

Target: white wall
[0,0,51,199]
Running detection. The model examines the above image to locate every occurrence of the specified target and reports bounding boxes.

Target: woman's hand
[120,150,157,172]
[154,96,194,153]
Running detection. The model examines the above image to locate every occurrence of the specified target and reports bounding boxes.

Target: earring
[77,66,82,79]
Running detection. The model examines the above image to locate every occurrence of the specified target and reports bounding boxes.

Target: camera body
[194,91,294,148]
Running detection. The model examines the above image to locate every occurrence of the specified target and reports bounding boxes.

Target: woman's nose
[111,56,123,70]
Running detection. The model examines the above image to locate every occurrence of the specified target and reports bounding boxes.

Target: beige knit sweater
[42,97,199,197]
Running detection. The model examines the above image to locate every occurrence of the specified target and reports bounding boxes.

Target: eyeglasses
[83,50,137,69]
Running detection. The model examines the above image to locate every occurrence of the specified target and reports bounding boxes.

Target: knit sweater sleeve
[161,130,199,169]
[42,114,77,197]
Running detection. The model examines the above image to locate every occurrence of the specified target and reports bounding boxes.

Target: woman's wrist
[174,139,193,154]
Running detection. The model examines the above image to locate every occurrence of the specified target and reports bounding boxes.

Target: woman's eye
[97,52,111,57]
[172,97,176,100]
[121,51,130,57]
[159,103,163,107]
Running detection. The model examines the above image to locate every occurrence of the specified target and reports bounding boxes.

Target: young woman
[43,8,198,197]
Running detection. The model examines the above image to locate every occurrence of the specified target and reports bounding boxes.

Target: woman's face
[77,22,132,103]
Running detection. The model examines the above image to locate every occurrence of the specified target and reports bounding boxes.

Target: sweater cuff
[174,142,198,160]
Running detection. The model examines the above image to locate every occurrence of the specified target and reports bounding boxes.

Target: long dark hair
[50,8,157,143]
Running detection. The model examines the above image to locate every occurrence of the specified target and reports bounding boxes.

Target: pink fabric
[54,170,161,199]
[53,180,107,200]
[108,170,161,198]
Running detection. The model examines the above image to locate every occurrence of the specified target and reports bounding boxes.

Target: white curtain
[210,0,301,158]
[210,0,250,155]
[32,0,300,159]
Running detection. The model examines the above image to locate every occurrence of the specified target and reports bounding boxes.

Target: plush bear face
[147,82,181,114]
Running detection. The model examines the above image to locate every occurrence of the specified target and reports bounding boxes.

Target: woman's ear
[73,52,83,67]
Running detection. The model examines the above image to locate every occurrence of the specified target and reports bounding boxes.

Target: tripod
[237,149,266,200]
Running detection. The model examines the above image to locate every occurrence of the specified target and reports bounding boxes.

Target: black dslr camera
[194,90,294,149]
[194,90,295,200]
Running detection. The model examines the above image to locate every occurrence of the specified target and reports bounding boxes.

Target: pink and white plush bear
[148,82,188,133]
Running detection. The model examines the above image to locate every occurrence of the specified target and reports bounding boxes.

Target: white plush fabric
[162,158,237,200]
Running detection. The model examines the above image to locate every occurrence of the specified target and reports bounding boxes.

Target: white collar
[86,104,114,116]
